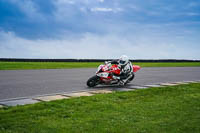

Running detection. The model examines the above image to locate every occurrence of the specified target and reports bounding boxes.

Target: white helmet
[119,55,129,66]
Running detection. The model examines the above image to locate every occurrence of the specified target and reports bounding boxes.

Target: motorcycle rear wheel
[87,75,100,87]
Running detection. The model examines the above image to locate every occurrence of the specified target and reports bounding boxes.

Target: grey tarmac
[0,67,200,101]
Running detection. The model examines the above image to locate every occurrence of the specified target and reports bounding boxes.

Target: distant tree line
[0,58,200,62]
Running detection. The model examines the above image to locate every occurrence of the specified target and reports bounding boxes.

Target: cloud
[90,7,123,13]
[91,7,113,12]
[98,0,104,3]
[185,12,200,16]
[1,0,200,59]
[1,30,199,59]
[7,0,45,21]
[56,0,75,5]
[188,2,200,7]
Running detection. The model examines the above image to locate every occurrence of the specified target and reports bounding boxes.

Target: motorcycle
[87,63,141,87]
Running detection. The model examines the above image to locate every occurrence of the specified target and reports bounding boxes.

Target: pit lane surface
[0,67,200,101]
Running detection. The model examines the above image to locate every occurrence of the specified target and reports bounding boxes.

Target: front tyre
[87,75,100,87]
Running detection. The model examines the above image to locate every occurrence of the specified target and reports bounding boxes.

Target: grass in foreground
[0,83,200,133]
[0,62,200,70]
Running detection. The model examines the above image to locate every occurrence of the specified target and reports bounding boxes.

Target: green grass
[0,83,200,133]
[0,62,102,70]
[0,62,200,70]
[134,62,200,67]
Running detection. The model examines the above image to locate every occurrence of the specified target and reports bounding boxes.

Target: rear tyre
[87,75,100,87]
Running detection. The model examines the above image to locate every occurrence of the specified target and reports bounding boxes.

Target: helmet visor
[119,60,126,64]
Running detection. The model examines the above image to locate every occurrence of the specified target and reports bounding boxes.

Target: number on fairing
[97,72,109,78]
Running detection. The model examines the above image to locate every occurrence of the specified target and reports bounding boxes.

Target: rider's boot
[119,80,125,85]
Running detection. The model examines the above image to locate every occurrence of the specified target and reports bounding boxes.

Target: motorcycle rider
[105,55,133,85]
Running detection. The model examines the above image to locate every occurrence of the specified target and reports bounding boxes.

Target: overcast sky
[0,0,200,59]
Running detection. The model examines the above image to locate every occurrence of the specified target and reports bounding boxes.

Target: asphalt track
[0,67,200,101]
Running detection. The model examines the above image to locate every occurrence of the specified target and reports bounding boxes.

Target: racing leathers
[105,60,133,84]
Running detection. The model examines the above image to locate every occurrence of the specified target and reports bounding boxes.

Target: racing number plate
[97,72,109,78]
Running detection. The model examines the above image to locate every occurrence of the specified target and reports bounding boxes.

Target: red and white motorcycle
[87,63,141,87]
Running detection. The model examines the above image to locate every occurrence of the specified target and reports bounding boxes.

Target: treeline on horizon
[0,58,200,62]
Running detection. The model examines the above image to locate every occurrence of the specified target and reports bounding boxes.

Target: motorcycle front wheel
[87,75,100,87]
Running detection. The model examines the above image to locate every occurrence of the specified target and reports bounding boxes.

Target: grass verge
[0,62,200,70]
[0,83,200,133]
